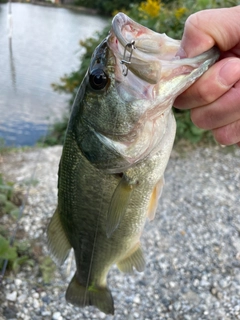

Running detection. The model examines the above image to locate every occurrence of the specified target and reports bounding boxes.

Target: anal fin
[47,207,71,265]
[66,273,114,315]
[117,243,146,274]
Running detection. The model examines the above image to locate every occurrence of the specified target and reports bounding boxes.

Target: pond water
[0,3,108,146]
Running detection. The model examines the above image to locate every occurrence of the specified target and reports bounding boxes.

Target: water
[0,3,108,146]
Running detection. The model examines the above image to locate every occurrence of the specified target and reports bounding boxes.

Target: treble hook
[120,40,136,76]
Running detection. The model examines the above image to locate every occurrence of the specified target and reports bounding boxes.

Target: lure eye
[89,69,109,90]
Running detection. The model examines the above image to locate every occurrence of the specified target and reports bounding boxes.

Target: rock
[18,294,27,304]
[133,295,141,304]
[219,279,229,289]
[6,291,17,302]
[14,278,22,287]
[52,311,62,320]
[42,310,52,317]
[33,298,40,309]
[99,312,106,319]
[173,301,181,311]
[3,306,18,319]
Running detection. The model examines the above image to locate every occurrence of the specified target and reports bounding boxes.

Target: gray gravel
[0,144,240,320]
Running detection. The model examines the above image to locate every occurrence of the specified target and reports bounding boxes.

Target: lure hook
[120,40,136,76]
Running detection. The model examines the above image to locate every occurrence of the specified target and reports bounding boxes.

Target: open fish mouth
[108,12,219,88]
[93,12,219,169]
[83,13,219,171]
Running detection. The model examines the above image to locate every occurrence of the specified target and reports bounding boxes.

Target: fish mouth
[108,12,219,87]
[111,12,180,57]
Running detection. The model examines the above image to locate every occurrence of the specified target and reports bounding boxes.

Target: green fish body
[47,13,219,315]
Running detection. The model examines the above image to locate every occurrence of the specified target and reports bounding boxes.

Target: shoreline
[2,1,100,15]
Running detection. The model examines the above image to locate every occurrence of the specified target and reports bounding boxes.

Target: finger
[174,58,240,110]
[179,7,240,57]
[212,118,240,146]
[191,79,240,130]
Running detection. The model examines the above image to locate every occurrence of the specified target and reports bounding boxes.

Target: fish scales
[47,12,219,315]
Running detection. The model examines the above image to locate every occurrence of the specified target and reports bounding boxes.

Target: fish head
[75,13,219,171]
[107,12,219,112]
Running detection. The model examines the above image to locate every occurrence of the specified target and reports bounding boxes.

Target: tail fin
[65,274,114,315]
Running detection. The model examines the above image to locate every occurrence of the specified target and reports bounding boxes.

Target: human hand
[174,6,240,146]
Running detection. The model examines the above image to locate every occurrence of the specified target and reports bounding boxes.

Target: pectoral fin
[147,177,164,221]
[106,176,136,238]
[47,207,71,265]
[117,244,145,274]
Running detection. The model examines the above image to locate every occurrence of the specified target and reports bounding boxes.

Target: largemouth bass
[47,13,219,315]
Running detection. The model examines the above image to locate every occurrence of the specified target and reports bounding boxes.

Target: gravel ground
[0,144,239,320]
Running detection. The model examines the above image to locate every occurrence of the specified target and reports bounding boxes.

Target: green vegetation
[47,0,238,145]
[0,174,55,282]
[39,256,56,284]
[0,174,21,220]
[0,235,35,274]
[0,174,31,273]
[74,0,143,15]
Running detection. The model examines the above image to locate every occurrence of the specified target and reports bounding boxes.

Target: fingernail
[218,59,240,87]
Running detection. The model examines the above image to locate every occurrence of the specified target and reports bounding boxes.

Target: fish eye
[89,69,109,90]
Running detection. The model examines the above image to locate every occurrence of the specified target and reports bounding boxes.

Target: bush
[74,0,143,15]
